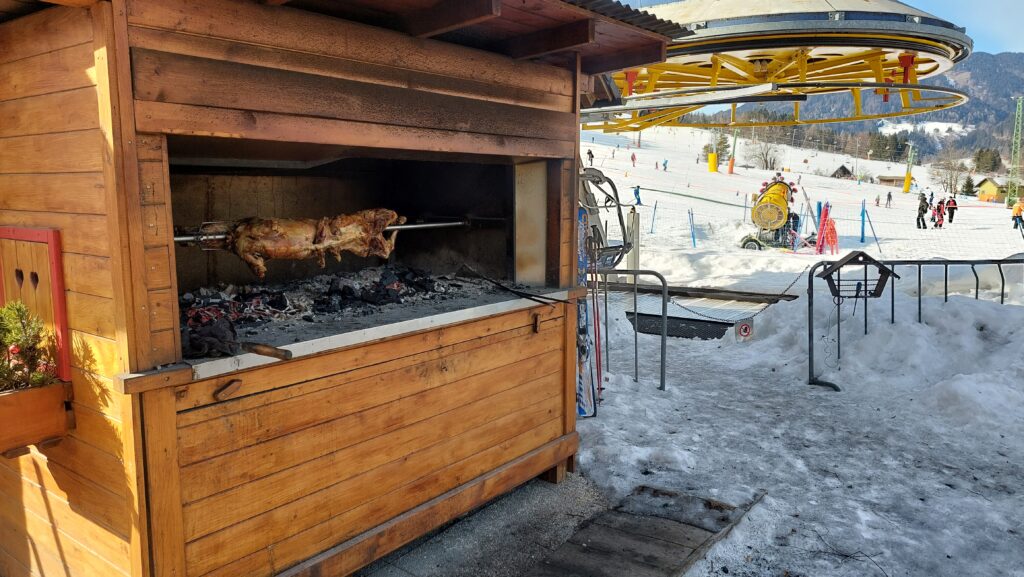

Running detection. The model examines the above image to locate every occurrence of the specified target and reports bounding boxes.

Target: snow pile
[735,288,1024,428]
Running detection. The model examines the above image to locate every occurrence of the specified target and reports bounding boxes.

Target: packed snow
[576,127,1024,576]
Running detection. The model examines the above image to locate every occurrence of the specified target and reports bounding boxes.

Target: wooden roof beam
[41,0,97,6]
[581,42,665,75]
[500,19,595,60]
[403,0,502,39]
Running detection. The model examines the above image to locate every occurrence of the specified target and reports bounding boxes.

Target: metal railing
[594,269,669,390]
[808,257,1024,389]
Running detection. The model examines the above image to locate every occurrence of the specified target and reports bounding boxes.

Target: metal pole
[595,268,668,390]
[603,274,609,371]
[633,274,639,383]
[836,268,841,361]
[863,265,868,335]
[172,219,470,244]
[860,200,866,244]
[944,264,948,302]
[921,264,929,323]
[808,264,815,384]
[998,264,1005,304]
[971,265,979,299]
[890,264,896,324]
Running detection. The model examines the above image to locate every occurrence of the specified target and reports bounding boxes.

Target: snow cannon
[740,181,813,250]
[751,182,792,230]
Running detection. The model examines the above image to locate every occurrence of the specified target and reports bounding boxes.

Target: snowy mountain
[738,52,1024,154]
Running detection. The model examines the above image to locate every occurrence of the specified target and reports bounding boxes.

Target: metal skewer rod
[173,220,469,244]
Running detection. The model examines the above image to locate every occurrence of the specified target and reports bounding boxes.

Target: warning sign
[735,318,754,342]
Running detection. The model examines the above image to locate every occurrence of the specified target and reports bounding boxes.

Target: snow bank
[578,290,1024,576]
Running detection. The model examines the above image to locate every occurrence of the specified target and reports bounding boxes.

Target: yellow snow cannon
[751,181,792,230]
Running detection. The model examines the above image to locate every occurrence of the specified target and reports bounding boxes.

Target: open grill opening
[166,137,552,368]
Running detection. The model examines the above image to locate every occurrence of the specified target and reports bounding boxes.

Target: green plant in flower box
[0,301,56,393]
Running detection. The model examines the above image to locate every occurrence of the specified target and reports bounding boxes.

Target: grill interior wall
[170,157,513,292]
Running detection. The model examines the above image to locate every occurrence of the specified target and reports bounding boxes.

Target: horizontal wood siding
[0,7,132,577]
[148,304,573,577]
[124,0,576,158]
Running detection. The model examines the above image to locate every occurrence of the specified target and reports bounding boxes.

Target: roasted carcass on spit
[216,209,406,279]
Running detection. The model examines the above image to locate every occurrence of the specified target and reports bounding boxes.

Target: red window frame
[0,227,71,382]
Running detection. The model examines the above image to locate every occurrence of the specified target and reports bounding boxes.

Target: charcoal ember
[183,318,238,359]
[360,285,401,305]
[313,294,345,313]
[266,292,289,310]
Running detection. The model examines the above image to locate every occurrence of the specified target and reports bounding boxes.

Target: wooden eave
[2,0,672,73]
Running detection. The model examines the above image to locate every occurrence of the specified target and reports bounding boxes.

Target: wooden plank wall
[141,305,576,577]
[123,0,577,159]
[0,6,136,577]
[134,133,181,366]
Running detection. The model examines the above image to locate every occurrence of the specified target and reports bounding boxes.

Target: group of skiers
[916,190,958,229]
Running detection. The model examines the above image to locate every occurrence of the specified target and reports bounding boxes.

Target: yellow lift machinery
[581,0,972,132]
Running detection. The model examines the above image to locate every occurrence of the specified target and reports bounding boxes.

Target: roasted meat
[227,209,406,279]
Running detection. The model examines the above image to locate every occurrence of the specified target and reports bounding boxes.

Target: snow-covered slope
[582,127,1020,293]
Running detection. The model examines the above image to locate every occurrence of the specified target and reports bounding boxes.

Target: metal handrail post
[998,264,1005,304]
[633,274,639,382]
[598,274,606,371]
[807,261,838,390]
[596,268,668,390]
[921,266,929,325]
[890,264,896,324]
[863,265,868,335]
[971,265,979,299]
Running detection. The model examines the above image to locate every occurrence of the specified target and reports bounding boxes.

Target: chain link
[668,265,811,323]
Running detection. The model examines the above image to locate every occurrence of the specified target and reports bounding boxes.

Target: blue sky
[912,0,1020,54]
[631,0,1021,55]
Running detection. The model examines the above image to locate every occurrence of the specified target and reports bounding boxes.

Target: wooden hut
[0,1,677,576]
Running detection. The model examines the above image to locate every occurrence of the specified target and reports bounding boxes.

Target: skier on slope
[945,197,958,223]
[916,193,929,229]
[634,185,643,206]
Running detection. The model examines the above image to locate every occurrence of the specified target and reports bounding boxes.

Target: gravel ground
[355,473,610,577]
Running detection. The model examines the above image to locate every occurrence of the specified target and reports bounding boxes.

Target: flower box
[0,381,73,457]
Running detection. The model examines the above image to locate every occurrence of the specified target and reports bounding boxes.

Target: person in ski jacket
[886,191,893,208]
[633,185,643,206]
[917,194,929,229]
[586,149,594,166]
[935,199,945,228]
[631,152,637,167]
[662,159,668,171]
[945,197,958,223]
[1012,199,1024,229]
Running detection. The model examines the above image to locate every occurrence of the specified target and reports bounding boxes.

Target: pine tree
[962,174,976,196]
